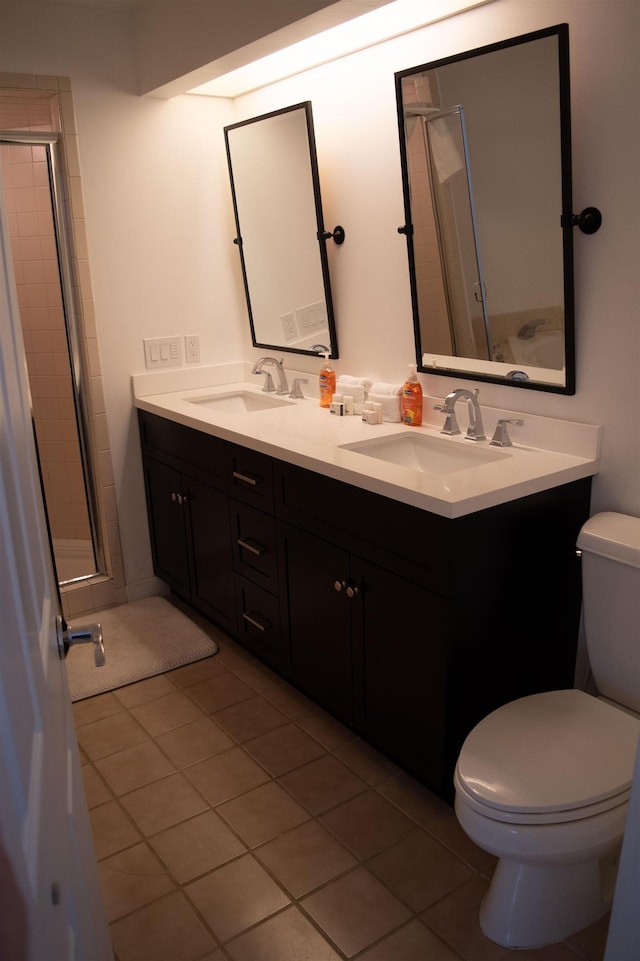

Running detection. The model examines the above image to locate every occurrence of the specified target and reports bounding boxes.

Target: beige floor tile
[150,810,247,884]
[186,671,256,713]
[255,819,357,897]
[333,737,401,785]
[75,710,149,761]
[72,691,125,727]
[302,866,412,958]
[81,764,112,808]
[89,800,141,860]
[358,919,462,961]
[166,654,228,688]
[184,746,270,804]
[278,753,367,815]
[213,694,288,742]
[296,710,359,751]
[113,674,177,708]
[261,681,321,720]
[155,716,234,768]
[130,689,204,736]
[95,740,176,796]
[121,772,208,836]
[244,721,326,776]
[368,827,473,911]
[379,770,495,872]
[565,912,610,961]
[217,780,310,847]
[231,660,284,694]
[185,853,290,943]
[99,841,174,921]
[320,789,415,859]
[422,876,509,961]
[225,905,342,961]
[109,890,216,961]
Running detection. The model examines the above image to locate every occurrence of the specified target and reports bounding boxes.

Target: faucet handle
[490,418,524,447]
[289,378,308,399]
[434,404,461,435]
[254,370,275,393]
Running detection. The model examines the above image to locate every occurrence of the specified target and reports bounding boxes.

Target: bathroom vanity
[136,379,599,800]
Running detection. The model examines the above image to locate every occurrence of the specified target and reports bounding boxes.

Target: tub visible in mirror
[396,24,575,393]
[225,102,339,358]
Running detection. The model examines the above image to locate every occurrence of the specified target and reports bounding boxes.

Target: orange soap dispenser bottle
[401,364,423,426]
[319,353,336,408]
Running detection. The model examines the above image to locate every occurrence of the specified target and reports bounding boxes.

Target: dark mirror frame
[395,24,575,394]
[225,102,339,359]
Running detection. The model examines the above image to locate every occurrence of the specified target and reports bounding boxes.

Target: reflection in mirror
[225,102,339,358]
[396,25,575,393]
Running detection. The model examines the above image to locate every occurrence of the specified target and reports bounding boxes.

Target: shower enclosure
[405,102,491,361]
[1,132,104,585]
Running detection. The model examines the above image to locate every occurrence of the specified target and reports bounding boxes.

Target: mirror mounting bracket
[562,207,602,235]
[321,225,346,245]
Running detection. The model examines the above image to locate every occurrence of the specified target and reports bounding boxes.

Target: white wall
[0,0,638,595]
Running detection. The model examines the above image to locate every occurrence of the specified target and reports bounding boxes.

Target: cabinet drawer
[229,446,274,512]
[231,500,278,591]
[139,410,228,489]
[235,577,283,669]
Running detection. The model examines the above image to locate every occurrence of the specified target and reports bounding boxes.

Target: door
[0,179,111,959]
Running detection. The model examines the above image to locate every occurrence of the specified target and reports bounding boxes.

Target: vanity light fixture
[188,0,494,98]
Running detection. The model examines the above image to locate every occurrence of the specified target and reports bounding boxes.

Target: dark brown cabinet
[139,408,592,800]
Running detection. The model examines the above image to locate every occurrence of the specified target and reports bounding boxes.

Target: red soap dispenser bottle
[401,364,423,426]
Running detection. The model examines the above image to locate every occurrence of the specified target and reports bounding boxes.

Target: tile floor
[75,613,610,961]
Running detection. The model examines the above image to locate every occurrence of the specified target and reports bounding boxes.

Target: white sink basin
[340,431,509,476]
[185,391,293,414]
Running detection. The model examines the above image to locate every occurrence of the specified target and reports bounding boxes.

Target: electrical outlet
[281,312,297,342]
[185,335,200,364]
[143,336,183,369]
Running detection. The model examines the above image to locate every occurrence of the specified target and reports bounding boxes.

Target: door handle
[56,614,105,667]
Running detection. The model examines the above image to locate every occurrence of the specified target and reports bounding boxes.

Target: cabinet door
[280,524,353,723]
[142,456,192,598]
[352,557,449,793]
[188,475,236,635]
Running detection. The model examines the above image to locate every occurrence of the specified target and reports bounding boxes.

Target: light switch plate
[143,337,183,369]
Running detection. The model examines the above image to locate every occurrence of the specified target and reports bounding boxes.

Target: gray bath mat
[66,595,219,701]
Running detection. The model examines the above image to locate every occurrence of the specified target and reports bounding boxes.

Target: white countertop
[133,367,601,519]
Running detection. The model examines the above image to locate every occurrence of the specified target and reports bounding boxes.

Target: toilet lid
[457,690,640,816]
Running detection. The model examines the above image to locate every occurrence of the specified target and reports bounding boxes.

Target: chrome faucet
[251,356,289,395]
[434,388,486,441]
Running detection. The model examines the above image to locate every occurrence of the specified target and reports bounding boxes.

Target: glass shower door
[1,135,103,585]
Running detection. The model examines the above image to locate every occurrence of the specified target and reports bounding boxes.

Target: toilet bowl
[453,513,640,948]
[454,689,639,947]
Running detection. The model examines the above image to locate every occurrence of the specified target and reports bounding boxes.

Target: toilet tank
[577,512,640,713]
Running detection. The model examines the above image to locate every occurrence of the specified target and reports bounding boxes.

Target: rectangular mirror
[225,102,339,358]
[396,24,575,393]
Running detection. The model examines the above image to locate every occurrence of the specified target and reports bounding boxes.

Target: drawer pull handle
[242,611,271,632]
[238,538,265,556]
[233,470,260,487]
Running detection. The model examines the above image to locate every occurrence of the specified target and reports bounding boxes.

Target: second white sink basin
[185,391,293,414]
[340,431,509,476]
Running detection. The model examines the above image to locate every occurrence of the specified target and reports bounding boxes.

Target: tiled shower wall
[2,140,91,545]
[0,72,127,618]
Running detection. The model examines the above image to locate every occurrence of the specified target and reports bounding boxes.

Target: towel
[370,382,402,396]
[336,375,372,411]
[368,393,402,423]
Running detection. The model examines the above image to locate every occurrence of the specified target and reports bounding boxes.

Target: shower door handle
[56,614,105,666]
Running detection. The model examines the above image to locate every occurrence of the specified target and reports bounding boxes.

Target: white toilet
[454,512,640,949]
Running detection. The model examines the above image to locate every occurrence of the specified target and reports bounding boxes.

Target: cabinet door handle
[233,470,260,487]
[346,585,360,599]
[238,537,265,556]
[334,579,347,592]
[242,611,271,632]
[177,493,188,505]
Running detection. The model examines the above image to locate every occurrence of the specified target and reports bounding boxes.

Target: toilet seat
[456,689,640,825]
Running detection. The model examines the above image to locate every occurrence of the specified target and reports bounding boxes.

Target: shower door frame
[1,130,106,584]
